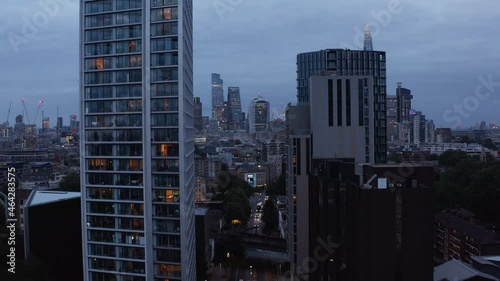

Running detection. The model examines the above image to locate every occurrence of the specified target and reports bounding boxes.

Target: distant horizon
[1,0,499,128]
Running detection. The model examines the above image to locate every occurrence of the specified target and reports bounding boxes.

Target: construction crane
[21,99,44,126]
[21,98,31,124]
[33,100,44,126]
[5,100,12,125]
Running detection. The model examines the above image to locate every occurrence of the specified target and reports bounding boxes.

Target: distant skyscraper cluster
[203,73,270,133]
[194,97,203,132]
[248,96,270,133]
[211,73,224,121]
[386,82,436,145]
[227,87,242,130]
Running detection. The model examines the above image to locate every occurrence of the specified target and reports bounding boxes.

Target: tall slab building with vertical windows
[80,1,195,280]
[227,87,242,130]
[297,49,387,163]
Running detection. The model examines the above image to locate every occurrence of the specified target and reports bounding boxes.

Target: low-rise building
[420,143,490,156]
[434,257,500,281]
[195,177,208,202]
[23,190,82,281]
[436,209,500,263]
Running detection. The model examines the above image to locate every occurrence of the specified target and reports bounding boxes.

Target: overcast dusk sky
[0,0,499,128]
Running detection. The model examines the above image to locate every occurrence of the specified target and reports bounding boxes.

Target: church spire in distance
[363,23,373,51]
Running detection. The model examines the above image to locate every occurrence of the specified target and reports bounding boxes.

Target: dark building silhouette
[23,191,82,281]
[396,82,413,123]
[228,87,242,130]
[15,114,23,124]
[387,95,398,143]
[57,117,63,129]
[194,97,203,132]
[195,208,211,281]
[306,160,434,281]
[212,73,224,120]
[436,128,453,143]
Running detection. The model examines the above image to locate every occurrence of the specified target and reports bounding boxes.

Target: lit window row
[154,264,181,278]
[85,144,178,157]
[88,202,144,216]
[85,56,142,70]
[85,40,142,56]
[88,159,143,171]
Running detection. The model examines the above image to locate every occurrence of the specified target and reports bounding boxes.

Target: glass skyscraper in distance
[80,0,195,280]
[396,82,413,123]
[193,96,203,132]
[363,24,373,51]
[248,96,270,133]
[211,73,224,120]
[227,87,242,130]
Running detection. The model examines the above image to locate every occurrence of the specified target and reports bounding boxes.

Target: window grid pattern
[82,1,187,280]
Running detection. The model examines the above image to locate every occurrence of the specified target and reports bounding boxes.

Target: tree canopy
[194,144,207,158]
[436,152,500,228]
[223,188,251,225]
[214,171,253,226]
[438,150,469,166]
[267,172,286,196]
[262,198,279,234]
[57,172,81,192]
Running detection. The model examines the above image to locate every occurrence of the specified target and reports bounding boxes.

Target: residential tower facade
[80,1,196,280]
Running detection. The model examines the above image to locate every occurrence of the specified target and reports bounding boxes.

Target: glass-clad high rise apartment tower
[80,1,195,280]
[297,49,387,163]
